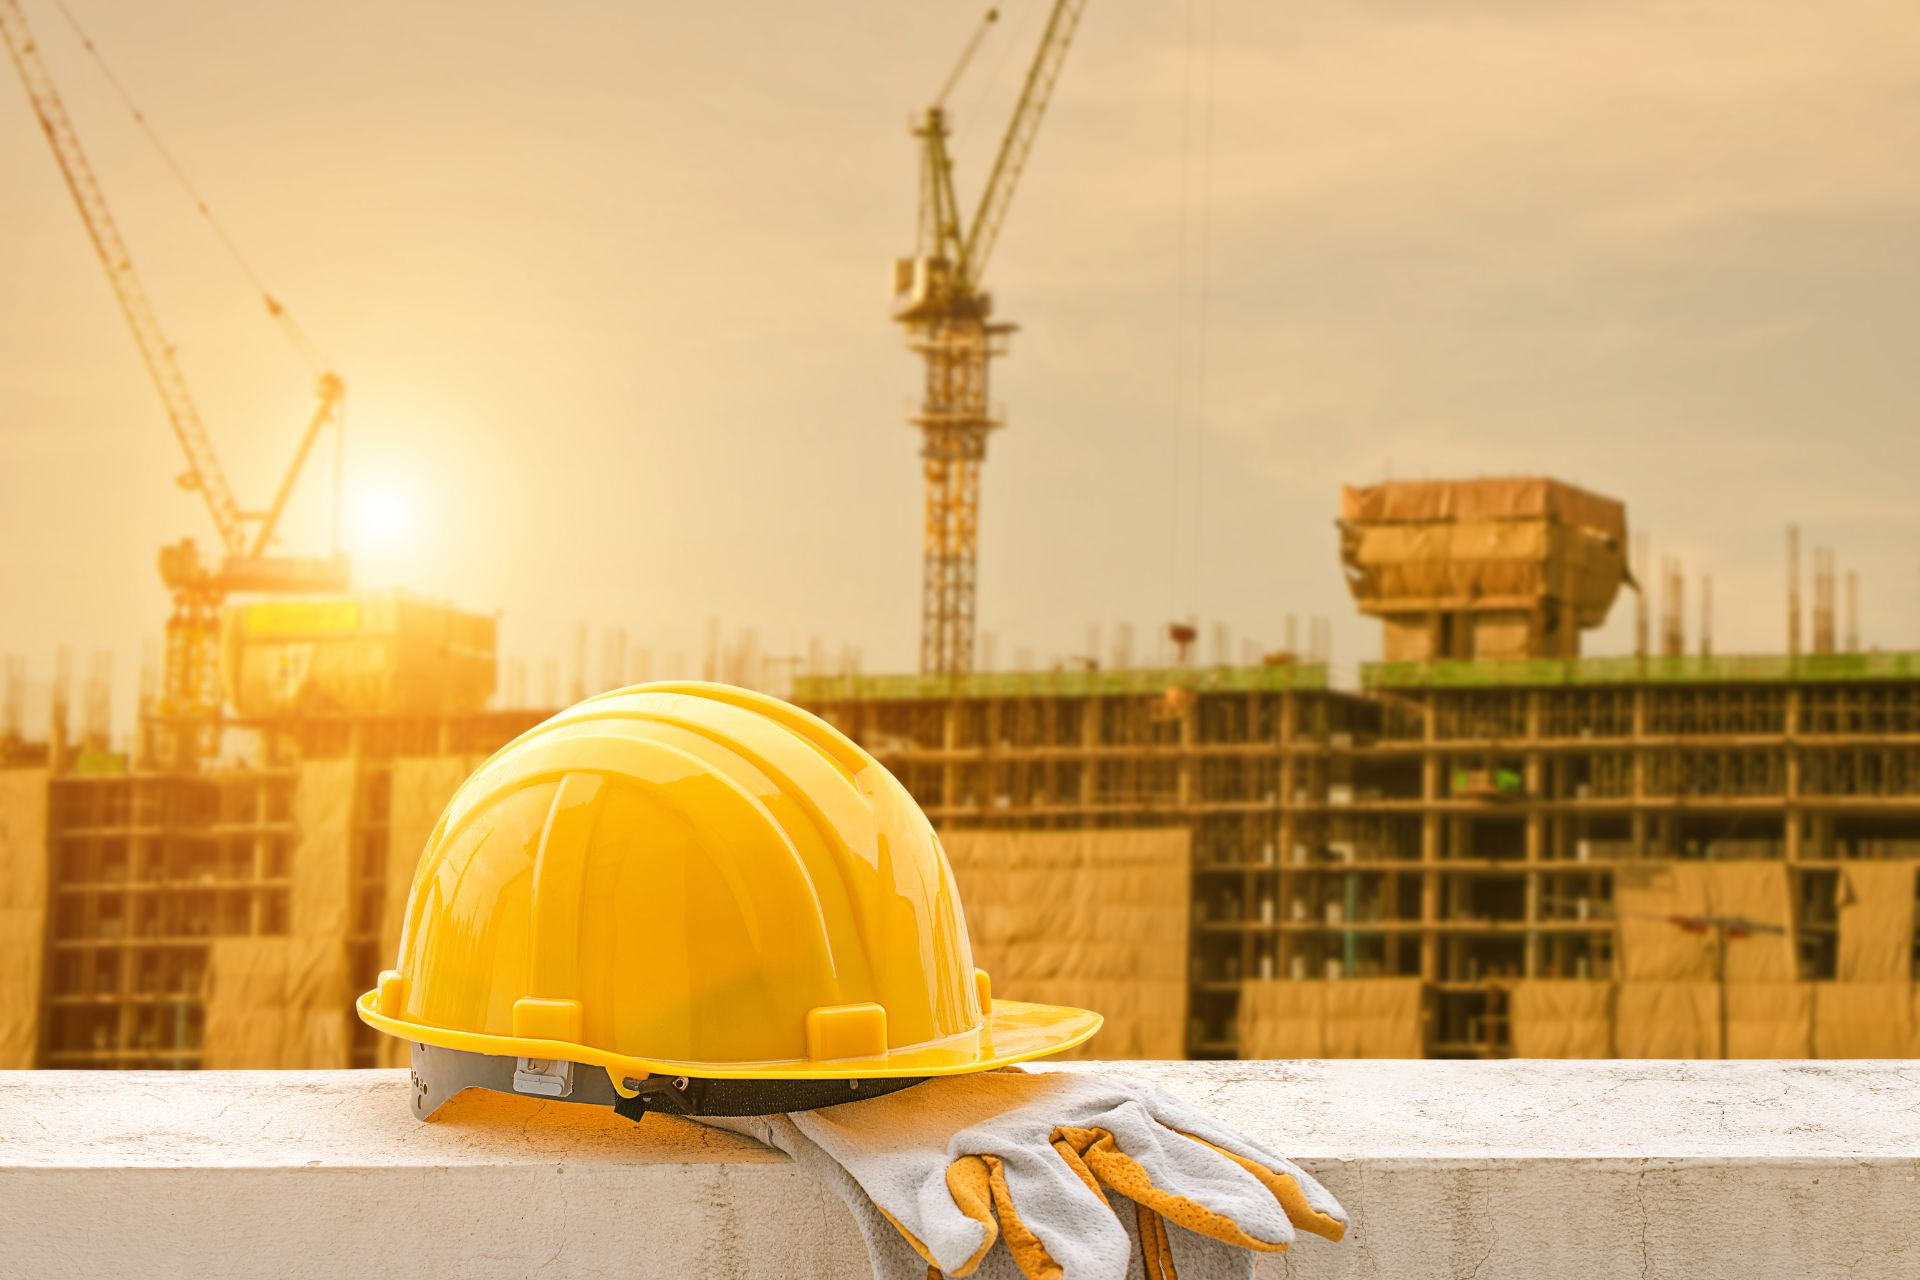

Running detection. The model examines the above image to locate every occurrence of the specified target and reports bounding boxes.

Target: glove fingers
[989,1138,1137,1280]
[936,1156,1002,1277]
[923,1151,1103,1280]
[983,1153,1065,1280]
[1062,1126,1293,1255]
[1050,1133,1113,1209]
[1135,1203,1176,1280]
[1113,1078,1350,1238]
[1177,1134,1346,1243]
[1181,1134,1345,1240]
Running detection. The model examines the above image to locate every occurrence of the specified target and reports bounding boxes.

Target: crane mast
[3,0,348,759]
[895,0,1088,678]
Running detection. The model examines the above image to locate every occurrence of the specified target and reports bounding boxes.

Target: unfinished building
[803,478,1920,1058]
[0,596,536,1071]
[4,477,1918,1067]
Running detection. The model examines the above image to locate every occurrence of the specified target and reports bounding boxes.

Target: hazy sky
[4,0,1917,716]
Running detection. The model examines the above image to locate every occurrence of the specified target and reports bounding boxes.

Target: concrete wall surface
[3,1059,1918,1278]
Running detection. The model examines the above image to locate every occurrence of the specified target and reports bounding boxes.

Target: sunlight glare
[349,483,412,552]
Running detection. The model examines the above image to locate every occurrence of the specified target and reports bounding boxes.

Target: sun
[349,483,412,552]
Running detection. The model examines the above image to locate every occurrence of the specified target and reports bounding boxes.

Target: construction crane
[895,1,1089,678]
[2,0,348,757]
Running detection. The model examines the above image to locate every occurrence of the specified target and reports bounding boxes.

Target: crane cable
[1164,0,1190,626]
[1165,0,1218,644]
[1192,0,1216,633]
[49,0,328,373]
[956,0,1036,150]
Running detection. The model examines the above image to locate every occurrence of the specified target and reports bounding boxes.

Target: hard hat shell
[357,682,1101,1081]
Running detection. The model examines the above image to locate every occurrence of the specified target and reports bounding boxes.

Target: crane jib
[4,0,351,752]
[1,0,343,569]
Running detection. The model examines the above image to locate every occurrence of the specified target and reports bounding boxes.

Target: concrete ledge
[4,1060,1919,1277]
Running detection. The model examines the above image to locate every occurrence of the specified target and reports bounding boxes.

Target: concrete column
[1275,691,1298,979]
[1524,691,1544,977]
[1420,695,1440,982]
[1785,686,1803,861]
[1631,687,1648,858]
[1080,693,1099,810]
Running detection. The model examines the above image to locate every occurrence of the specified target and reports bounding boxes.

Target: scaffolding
[25,710,540,1069]
[800,656,1920,1058]
[8,650,1920,1066]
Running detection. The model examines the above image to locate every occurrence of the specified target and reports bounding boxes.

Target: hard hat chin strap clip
[611,1075,703,1121]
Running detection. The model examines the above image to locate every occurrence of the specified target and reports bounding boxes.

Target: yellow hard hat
[357,681,1101,1118]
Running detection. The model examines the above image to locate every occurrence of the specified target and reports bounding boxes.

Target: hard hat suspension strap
[608,1071,929,1122]
[408,1042,928,1122]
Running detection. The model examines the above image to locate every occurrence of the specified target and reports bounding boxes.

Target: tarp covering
[1325,979,1424,1057]
[1338,478,1630,626]
[941,829,1190,1059]
[204,762,357,1068]
[1341,477,1627,532]
[1813,983,1918,1058]
[1614,862,1797,982]
[1615,982,1721,1058]
[1471,613,1536,662]
[0,769,50,1068]
[221,593,497,717]
[1836,862,1917,982]
[1615,864,1715,980]
[383,758,475,962]
[1726,982,1812,1057]
[376,757,477,1066]
[203,938,352,1070]
[1709,863,1799,981]
[1236,979,1423,1058]
[1509,980,1612,1057]
[203,939,290,1068]
[284,936,351,1066]
[1523,979,1810,1058]
[291,761,355,941]
[1235,981,1326,1058]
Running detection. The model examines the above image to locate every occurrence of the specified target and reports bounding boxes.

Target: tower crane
[895,0,1088,678]
[2,0,348,756]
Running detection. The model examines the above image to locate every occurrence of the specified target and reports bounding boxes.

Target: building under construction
[3,477,1919,1069]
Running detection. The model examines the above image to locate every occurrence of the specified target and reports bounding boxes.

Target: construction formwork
[10,654,1920,1068]
[798,663,1366,1056]
[24,711,542,1070]
[799,654,1920,1060]
[1338,655,1920,1058]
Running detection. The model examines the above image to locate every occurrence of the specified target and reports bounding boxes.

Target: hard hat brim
[357,989,1103,1081]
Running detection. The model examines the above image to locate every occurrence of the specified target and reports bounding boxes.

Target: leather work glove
[698,1069,1346,1280]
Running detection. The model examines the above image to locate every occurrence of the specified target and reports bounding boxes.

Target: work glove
[698,1069,1346,1280]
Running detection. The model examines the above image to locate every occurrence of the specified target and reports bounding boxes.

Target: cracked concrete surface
[4,1060,1919,1277]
